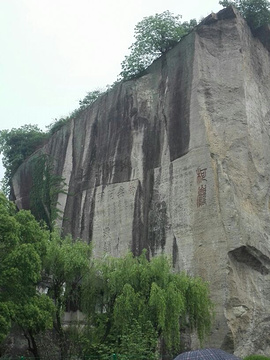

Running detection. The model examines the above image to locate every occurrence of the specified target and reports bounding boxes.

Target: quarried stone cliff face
[12,7,270,356]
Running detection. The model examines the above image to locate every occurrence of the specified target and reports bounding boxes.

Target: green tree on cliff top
[119,11,197,80]
[0,125,48,194]
[219,0,270,29]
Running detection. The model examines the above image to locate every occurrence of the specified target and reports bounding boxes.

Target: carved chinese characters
[196,168,207,207]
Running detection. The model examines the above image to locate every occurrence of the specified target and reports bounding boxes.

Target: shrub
[244,355,270,360]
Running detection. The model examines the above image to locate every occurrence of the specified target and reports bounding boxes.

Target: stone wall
[12,7,270,356]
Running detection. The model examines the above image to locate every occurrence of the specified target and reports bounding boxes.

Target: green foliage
[13,295,55,335]
[43,233,92,358]
[0,303,11,344]
[79,89,105,109]
[0,193,93,358]
[44,233,92,310]
[47,89,105,135]
[47,117,70,135]
[219,0,270,29]
[184,276,214,341]
[117,320,158,360]
[82,251,214,357]
[119,11,197,80]
[244,356,270,360]
[0,193,54,355]
[0,191,213,359]
[0,125,48,194]
[0,194,48,300]
[30,154,66,231]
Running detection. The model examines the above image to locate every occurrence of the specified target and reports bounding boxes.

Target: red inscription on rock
[196,167,207,184]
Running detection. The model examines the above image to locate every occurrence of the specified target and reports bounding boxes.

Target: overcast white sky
[0,0,223,181]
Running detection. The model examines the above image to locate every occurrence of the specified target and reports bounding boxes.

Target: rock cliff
[12,7,270,356]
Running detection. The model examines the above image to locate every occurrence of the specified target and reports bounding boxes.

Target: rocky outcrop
[12,7,270,356]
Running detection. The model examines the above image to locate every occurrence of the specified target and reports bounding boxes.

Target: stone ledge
[198,6,238,26]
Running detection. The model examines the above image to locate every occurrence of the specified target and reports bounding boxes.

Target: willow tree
[82,251,214,358]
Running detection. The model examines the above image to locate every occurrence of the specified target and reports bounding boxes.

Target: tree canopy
[0,192,93,358]
[43,233,92,359]
[0,193,54,356]
[219,0,270,29]
[0,8,217,358]
[0,125,48,194]
[119,11,197,80]
[81,251,214,358]
[0,190,214,358]
[78,89,105,109]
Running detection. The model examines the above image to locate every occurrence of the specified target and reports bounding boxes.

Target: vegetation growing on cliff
[47,89,106,136]
[0,9,207,192]
[219,0,270,29]
[119,11,197,80]
[0,125,48,194]
[0,89,104,197]
[30,154,67,232]
[2,4,270,194]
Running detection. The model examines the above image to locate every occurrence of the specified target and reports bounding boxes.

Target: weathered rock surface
[12,7,270,356]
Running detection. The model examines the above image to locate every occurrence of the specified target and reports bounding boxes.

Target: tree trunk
[54,295,66,360]
[24,330,40,360]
